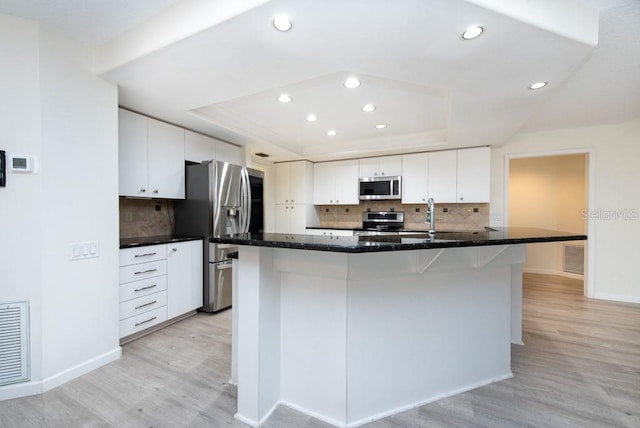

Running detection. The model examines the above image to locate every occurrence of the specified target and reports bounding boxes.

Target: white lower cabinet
[118,239,203,339]
[167,240,203,319]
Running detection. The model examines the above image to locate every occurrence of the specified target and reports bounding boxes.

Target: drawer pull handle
[134,252,157,258]
[134,268,157,275]
[135,316,157,327]
[134,284,157,292]
[135,300,157,310]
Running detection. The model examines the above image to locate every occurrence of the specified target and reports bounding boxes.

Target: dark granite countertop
[120,234,204,249]
[211,228,587,253]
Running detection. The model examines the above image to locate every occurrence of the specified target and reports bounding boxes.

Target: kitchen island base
[234,244,526,427]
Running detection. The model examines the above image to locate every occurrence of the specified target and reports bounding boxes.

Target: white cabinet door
[275,204,292,233]
[289,205,307,234]
[359,156,402,178]
[313,162,335,205]
[358,158,379,178]
[275,163,291,205]
[118,109,148,197]
[456,147,490,203]
[148,118,185,199]
[167,240,203,319]
[379,155,402,176]
[216,141,244,165]
[334,159,359,204]
[428,150,457,203]
[289,161,309,204]
[401,152,429,203]
[185,130,216,163]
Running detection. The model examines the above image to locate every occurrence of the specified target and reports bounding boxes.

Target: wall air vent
[0,301,30,386]
[563,244,585,275]
[254,152,270,158]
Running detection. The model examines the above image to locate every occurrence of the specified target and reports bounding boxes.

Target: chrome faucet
[426,198,435,234]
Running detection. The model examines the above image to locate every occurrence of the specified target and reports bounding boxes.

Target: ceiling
[2,0,639,163]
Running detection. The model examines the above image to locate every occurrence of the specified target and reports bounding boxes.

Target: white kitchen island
[214,229,586,427]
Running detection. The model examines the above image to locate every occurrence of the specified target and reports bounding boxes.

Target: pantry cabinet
[314,159,359,205]
[401,152,429,203]
[359,155,402,178]
[118,109,185,199]
[275,161,317,233]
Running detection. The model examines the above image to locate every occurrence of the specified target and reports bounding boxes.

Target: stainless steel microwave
[359,176,402,200]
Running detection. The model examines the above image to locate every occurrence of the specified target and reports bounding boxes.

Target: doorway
[508,153,588,294]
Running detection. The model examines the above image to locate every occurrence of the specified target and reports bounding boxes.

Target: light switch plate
[69,241,99,261]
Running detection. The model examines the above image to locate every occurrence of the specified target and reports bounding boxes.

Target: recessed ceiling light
[375,124,387,129]
[276,94,292,103]
[362,104,376,112]
[462,25,484,40]
[529,81,548,90]
[306,114,318,122]
[344,77,361,89]
[272,15,293,32]
[327,130,337,136]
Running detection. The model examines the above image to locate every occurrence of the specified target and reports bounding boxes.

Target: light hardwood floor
[1,273,639,427]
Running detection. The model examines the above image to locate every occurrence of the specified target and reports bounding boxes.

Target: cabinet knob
[460,197,464,201]
[374,172,378,176]
[140,188,146,193]
[291,206,294,210]
[285,206,289,209]
[172,248,177,252]
[336,200,339,203]
[291,199,294,203]
[330,200,333,203]
[422,197,426,202]
[381,172,385,176]
[153,190,159,194]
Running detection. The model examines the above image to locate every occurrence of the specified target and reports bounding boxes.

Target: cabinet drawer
[119,260,167,284]
[119,275,167,302]
[119,245,167,266]
[119,306,167,338]
[119,290,167,320]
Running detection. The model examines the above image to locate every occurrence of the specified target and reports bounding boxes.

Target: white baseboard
[523,268,583,280]
[0,347,121,401]
[593,293,640,304]
[0,380,43,401]
[41,347,122,393]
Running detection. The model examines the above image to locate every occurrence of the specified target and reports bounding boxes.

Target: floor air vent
[563,244,585,275]
[0,301,30,386]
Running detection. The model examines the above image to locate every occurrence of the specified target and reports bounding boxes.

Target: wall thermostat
[9,155,35,173]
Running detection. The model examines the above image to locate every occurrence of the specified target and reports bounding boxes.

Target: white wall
[491,118,640,303]
[0,15,121,400]
[0,15,44,396]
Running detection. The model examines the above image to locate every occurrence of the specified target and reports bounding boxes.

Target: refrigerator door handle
[240,167,252,233]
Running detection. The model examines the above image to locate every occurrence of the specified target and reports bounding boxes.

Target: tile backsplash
[119,198,175,238]
[315,201,489,231]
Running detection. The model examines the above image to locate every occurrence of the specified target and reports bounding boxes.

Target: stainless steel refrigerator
[174,160,264,312]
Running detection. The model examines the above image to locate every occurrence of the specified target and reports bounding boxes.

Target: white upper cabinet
[275,161,312,205]
[147,118,185,199]
[118,109,185,199]
[359,155,402,178]
[456,147,491,203]
[184,130,216,163]
[401,152,429,204]
[314,159,359,205]
[216,140,244,166]
[428,150,458,203]
[119,109,148,198]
